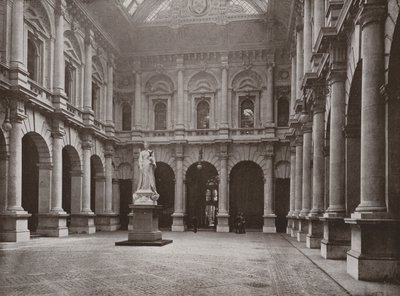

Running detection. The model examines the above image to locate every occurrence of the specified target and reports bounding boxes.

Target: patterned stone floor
[0,231,397,296]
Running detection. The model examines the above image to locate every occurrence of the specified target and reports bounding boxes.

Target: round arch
[185,161,219,229]
[187,71,219,92]
[155,162,175,228]
[0,129,7,212]
[145,73,175,94]
[229,161,264,230]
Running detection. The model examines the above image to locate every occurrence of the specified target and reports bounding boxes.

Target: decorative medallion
[189,0,210,16]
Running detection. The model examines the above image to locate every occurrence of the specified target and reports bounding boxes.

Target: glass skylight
[145,0,172,22]
[230,0,258,15]
[121,0,145,16]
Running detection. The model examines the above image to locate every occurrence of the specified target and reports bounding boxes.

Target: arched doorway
[229,161,264,230]
[62,146,81,228]
[155,162,175,229]
[186,162,219,230]
[90,155,104,215]
[22,132,51,233]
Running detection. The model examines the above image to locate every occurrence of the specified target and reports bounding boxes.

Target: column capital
[104,149,114,158]
[264,143,274,158]
[82,140,92,150]
[327,70,346,84]
[357,1,386,28]
[84,29,94,46]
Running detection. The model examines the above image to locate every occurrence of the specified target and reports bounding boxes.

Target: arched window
[154,102,167,130]
[65,62,73,100]
[27,38,38,81]
[240,98,254,128]
[122,103,131,131]
[277,98,289,127]
[197,100,210,129]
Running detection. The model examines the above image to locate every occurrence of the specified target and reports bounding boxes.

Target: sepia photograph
[0,0,399,295]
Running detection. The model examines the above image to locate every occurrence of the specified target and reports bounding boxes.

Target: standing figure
[192,216,198,233]
[137,141,158,194]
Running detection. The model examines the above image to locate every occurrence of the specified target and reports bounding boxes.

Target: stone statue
[133,142,159,204]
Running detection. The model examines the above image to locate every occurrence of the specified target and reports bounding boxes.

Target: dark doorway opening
[186,162,219,230]
[119,179,132,230]
[62,149,72,227]
[229,161,264,230]
[275,178,290,233]
[155,162,175,229]
[22,135,39,232]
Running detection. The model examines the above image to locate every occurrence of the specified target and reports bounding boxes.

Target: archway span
[229,161,264,230]
[155,162,175,228]
[186,161,219,229]
[0,129,7,212]
[22,132,52,233]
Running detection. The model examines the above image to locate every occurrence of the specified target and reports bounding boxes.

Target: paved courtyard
[0,231,399,296]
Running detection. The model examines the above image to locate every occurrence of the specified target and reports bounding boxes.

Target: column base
[216,213,230,232]
[263,214,276,233]
[37,213,69,237]
[290,217,299,237]
[95,213,120,231]
[345,214,400,281]
[171,212,186,232]
[286,216,293,235]
[0,212,31,242]
[69,213,96,234]
[297,216,308,242]
[306,216,323,249]
[320,215,351,259]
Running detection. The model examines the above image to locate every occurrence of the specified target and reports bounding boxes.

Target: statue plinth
[115,190,172,247]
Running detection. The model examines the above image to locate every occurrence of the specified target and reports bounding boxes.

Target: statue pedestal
[115,191,172,247]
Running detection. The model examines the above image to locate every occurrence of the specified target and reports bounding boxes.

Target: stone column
[313,0,325,45]
[172,144,185,231]
[53,3,65,95]
[104,150,113,214]
[51,131,64,213]
[220,54,229,132]
[217,144,229,232]
[307,94,325,248]
[297,120,312,242]
[345,3,400,281]
[83,30,93,112]
[134,69,142,130]
[106,55,114,127]
[286,145,296,234]
[10,0,24,69]
[263,144,276,233]
[71,138,95,234]
[0,108,30,242]
[321,71,350,259]
[112,179,120,215]
[290,54,297,117]
[265,58,275,125]
[303,0,312,73]
[291,136,303,238]
[296,23,304,101]
[175,56,185,135]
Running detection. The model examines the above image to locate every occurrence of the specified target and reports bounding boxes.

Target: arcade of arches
[0,0,399,283]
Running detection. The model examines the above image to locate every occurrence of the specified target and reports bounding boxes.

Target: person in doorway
[192,216,198,233]
[239,213,246,234]
[235,213,241,234]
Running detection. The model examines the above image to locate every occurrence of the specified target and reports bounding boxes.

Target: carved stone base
[290,217,298,237]
[116,204,172,247]
[320,215,351,259]
[171,212,186,232]
[69,213,96,234]
[37,213,69,237]
[95,213,120,231]
[297,217,308,242]
[0,212,31,242]
[306,216,323,249]
[263,214,277,233]
[286,216,293,235]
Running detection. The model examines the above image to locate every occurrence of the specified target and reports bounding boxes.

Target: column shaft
[311,108,325,214]
[266,65,274,124]
[220,66,228,128]
[53,8,65,92]
[328,74,346,214]
[105,156,113,213]
[313,0,325,45]
[294,141,303,215]
[301,128,312,216]
[106,59,114,124]
[264,156,274,214]
[296,29,304,100]
[303,0,312,73]
[134,72,142,128]
[219,156,228,214]
[83,36,92,110]
[176,67,184,129]
[289,148,296,215]
[290,55,297,116]
[10,0,24,68]
[358,9,386,212]
[7,120,23,211]
[175,156,183,213]
[82,147,91,212]
[51,135,64,212]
